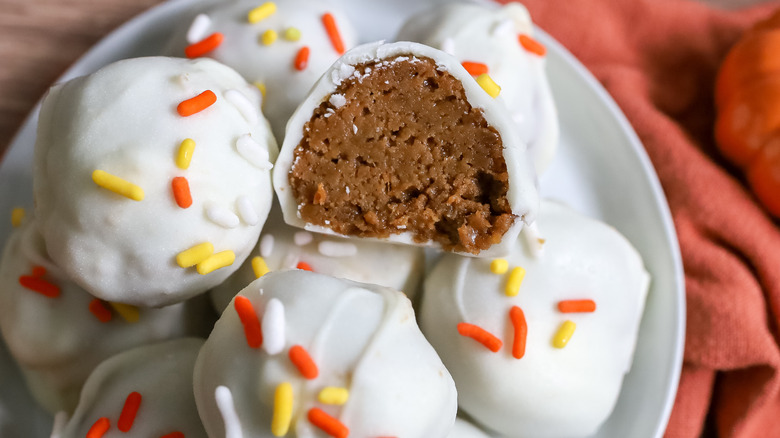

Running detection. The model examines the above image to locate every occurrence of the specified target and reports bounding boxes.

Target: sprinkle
[457,322,502,352]
[117,392,142,432]
[251,256,270,278]
[260,234,274,257]
[518,34,547,56]
[31,266,46,277]
[284,27,301,41]
[172,177,193,209]
[185,33,224,58]
[248,2,276,23]
[317,241,357,257]
[254,81,267,102]
[176,139,196,169]
[110,302,140,323]
[19,275,60,298]
[296,261,313,271]
[10,207,24,227]
[176,242,214,268]
[160,433,185,438]
[89,299,113,323]
[476,74,501,98]
[236,196,259,225]
[553,320,576,348]
[558,299,597,313]
[187,14,212,44]
[294,46,311,71]
[197,250,236,275]
[490,259,508,274]
[234,296,263,348]
[509,306,527,359]
[322,13,345,54]
[307,407,348,438]
[262,298,285,355]
[86,417,110,438]
[289,345,318,379]
[441,38,455,55]
[236,134,273,170]
[293,231,313,246]
[225,89,259,124]
[461,61,489,76]
[505,266,526,296]
[215,386,243,438]
[261,29,278,46]
[318,387,349,405]
[92,170,144,201]
[328,94,346,108]
[270,382,293,436]
[206,205,240,229]
[177,90,217,116]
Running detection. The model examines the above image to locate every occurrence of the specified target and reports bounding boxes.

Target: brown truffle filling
[289,56,515,254]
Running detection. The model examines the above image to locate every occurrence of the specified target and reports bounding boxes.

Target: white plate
[0,0,685,436]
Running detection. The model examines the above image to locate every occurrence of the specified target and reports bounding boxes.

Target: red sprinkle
[19,276,60,298]
[518,34,547,56]
[308,407,349,438]
[86,417,110,438]
[296,261,313,271]
[234,296,263,348]
[322,13,345,54]
[177,90,217,117]
[118,391,142,432]
[89,299,113,323]
[509,306,528,359]
[172,177,193,208]
[461,61,489,76]
[558,299,597,313]
[457,322,503,352]
[185,32,224,58]
[159,432,185,438]
[31,266,46,277]
[289,345,318,379]
[295,46,311,71]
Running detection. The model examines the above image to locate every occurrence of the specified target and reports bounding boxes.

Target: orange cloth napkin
[498,0,780,436]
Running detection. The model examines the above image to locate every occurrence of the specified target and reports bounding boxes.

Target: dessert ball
[34,56,277,307]
[421,201,650,437]
[195,270,457,438]
[274,41,539,256]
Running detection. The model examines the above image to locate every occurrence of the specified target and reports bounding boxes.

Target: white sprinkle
[236,134,273,170]
[521,222,544,258]
[215,386,243,438]
[345,186,350,194]
[206,204,240,229]
[352,124,358,134]
[492,19,515,37]
[225,89,259,125]
[294,231,313,246]
[260,234,274,258]
[329,94,347,108]
[282,253,299,269]
[262,298,286,355]
[49,411,69,438]
[236,196,259,226]
[318,241,358,257]
[187,14,212,44]
[441,37,455,55]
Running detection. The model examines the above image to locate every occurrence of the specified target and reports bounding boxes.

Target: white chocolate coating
[273,41,539,257]
[398,2,559,173]
[34,56,277,307]
[0,220,211,414]
[421,201,650,437]
[195,270,457,438]
[59,338,207,438]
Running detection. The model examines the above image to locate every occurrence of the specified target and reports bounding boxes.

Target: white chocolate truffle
[398,3,559,173]
[421,201,650,437]
[169,0,358,139]
[59,338,207,438]
[34,56,277,307]
[0,220,211,414]
[274,41,539,257]
[195,270,457,438]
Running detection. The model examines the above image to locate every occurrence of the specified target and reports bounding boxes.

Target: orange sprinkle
[296,261,313,271]
[19,276,60,298]
[172,177,193,208]
[289,345,318,379]
[461,61,489,76]
[558,299,596,313]
[86,417,110,438]
[185,32,224,58]
[307,407,349,438]
[518,34,546,56]
[177,90,217,117]
[234,296,263,348]
[457,322,502,352]
[118,391,142,432]
[159,433,185,438]
[509,306,527,359]
[31,266,46,277]
[322,13,345,54]
[295,46,311,71]
[89,299,113,323]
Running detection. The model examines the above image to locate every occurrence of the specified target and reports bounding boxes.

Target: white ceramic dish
[0,0,685,436]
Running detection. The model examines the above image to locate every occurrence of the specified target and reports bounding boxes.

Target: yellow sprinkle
[490,259,508,274]
[176,138,196,170]
[261,29,278,46]
[248,2,277,23]
[505,266,526,296]
[251,256,270,278]
[271,382,293,436]
[283,27,301,41]
[254,81,267,99]
[109,302,140,323]
[476,73,501,98]
[197,250,236,275]
[318,387,349,405]
[10,208,25,228]
[92,170,144,201]
[176,242,215,268]
[553,320,577,348]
